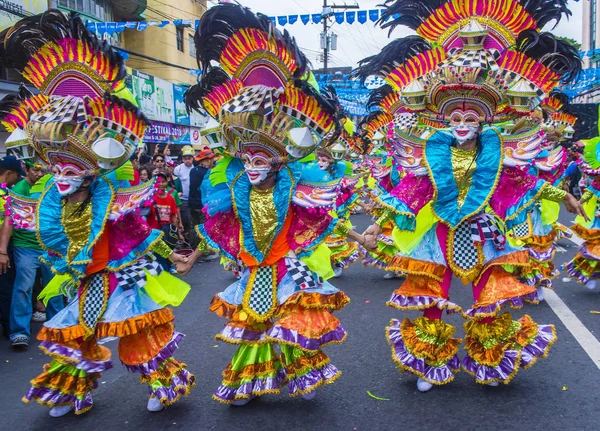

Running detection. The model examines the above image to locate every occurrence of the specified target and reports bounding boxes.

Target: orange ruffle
[140,358,187,384]
[37,309,175,344]
[30,370,100,397]
[400,318,461,366]
[478,250,531,283]
[512,315,539,348]
[388,255,446,282]
[277,291,350,315]
[274,306,342,342]
[463,337,512,368]
[221,359,282,385]
[473,266,536,309]
[393,274,446,299]
[209,295,238,319]
[282,350,331,380]
[571,224,600,242]
[118,322,174,366]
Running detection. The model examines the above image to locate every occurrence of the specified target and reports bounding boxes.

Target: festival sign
[144,121,191,145]
[154,75,175,123]
[173,84,190,126]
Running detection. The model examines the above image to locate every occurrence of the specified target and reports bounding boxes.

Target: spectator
[147,171,183,271]
[174,145,195,241]
[189,149,216,256]
[139,166,151,183]
[0,156,24,339]
[1,162,64,349]
[152,153,166,174]
[167,160,183,196]
[164,144,173,164]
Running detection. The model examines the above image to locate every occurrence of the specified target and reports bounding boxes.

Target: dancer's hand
[169,252,188,265]
[363,234,378,251]
[564,193,590,222]
[363,223,380,238]
[175,260,193,275]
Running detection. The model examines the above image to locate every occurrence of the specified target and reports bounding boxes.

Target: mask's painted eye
[450,114,462,125]
[464,114,479,125]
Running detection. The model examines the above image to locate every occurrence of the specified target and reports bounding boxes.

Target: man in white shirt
[173,145,195,241]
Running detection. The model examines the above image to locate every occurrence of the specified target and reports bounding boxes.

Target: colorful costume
[354,0,581,388]
[0,11,194,415]
[185,4,348,404]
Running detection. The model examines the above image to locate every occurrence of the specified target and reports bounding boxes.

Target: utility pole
[321,1,359,74]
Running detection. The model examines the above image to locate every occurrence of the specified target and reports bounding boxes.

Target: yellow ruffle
[401,317,462,366]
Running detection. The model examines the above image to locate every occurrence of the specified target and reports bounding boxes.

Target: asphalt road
[2,213,600,431]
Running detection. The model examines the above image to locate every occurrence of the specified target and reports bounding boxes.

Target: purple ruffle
[363,254,388,269]
[217,324,265,343]
[214,373,285,403]
[287,364,340,395]
[378,234,394,246]
[528,246,555,262]
[335,247,364,269]
[464,291,539,318]
[387,320,460,384]
[39,341,113,373]
[266,324,347,352]
[149,368,195,405]
[520,324,556,368]
[123,332,184,374]
[24,387,93,414]
[521,271,554,288]
[578,244,600,261]
[387,294,461,315]
[462,349,520,384]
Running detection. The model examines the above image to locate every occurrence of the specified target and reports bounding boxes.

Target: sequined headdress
[185,3,339,164]
[0,10,149,176]
[354,0,581,123]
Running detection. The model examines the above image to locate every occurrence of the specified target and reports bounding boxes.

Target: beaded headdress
[0,10,149,177]
[185,3,339,164]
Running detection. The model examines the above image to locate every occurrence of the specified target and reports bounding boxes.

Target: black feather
[0,9,126,83]
[194,3,307,77]
[378,0,447,34]
[184,67,231,114]
[515,30,582,84]
[519,0,571,30]
[367,84,395,110]
[352,36,431,82]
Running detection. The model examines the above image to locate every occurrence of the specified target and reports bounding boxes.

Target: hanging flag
[312,14,322,24]
[194,20,200,29]
[173,19,182,26]
[125,22,137,28]
[159,21,170,28]
[87,22,97,32]
[278,16,288,26]
[289,15,298,25]
[182,19,193,25]
[96,22,107,34]
[369,9,379,22]
[269,16,276,24]
[357,10,367,24]
[301,14,310,24]
[148,21,160,26]
[106,22,117,34]
[116,22,126,33]
[346,11,356,24]
[335,12,344,24]
[136,22,148,31]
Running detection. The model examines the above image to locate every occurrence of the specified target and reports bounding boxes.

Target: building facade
[580,0,600,101]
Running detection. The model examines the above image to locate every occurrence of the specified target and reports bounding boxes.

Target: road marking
[544,288,600,370]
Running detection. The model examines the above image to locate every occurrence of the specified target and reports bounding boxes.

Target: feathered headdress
[0,10,148,176]
[355,0,581,123]
[185,3,340,164]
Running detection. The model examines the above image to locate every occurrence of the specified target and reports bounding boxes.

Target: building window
[176,27,184,52]
[189,35,196,57]
[592,0,597,50]
[57,0,111,22]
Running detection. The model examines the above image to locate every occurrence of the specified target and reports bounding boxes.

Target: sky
[222,0,584,69]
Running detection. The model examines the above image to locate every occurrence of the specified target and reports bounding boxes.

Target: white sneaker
[383,272,396,279]
[487,381,500,387]
[301,390,317,400]
[333,266,343,278]
[231,395,255,406]
[147,397,164,412]
[49,405,73,417]
[536,286,545,301]
[31,311,46,322]
[416,378,433,392]
[586,280,597,290]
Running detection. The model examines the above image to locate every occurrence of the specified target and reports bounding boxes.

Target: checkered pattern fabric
[113,259,162,290]
[452,220,479,271]
[246,267,275,317]
[82,273,107,330]
[31,95,87,124]
[222,86,277,116]
[394,113,417,130]
[471,214,506,250]
[285,258,318,289]
[513,220,531,239]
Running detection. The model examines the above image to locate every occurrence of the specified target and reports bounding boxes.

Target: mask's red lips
[56,183,70,191]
